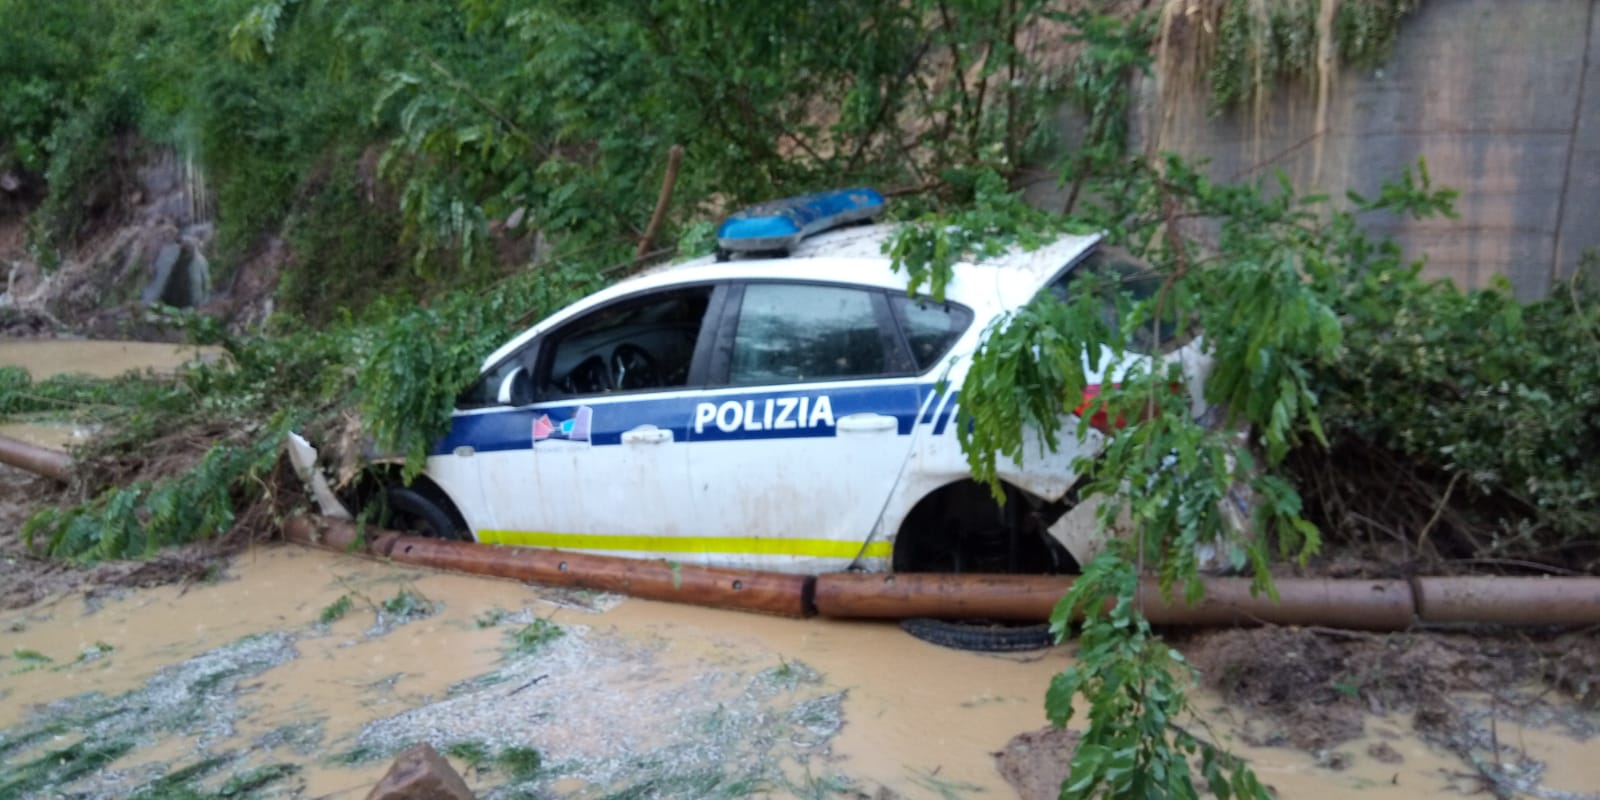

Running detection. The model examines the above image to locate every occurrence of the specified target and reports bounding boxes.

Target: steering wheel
[610,344,661,391]
[560,355,610,395]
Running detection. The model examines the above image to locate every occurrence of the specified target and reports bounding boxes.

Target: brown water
[0,338,221,450]
[5,545,1598,799]
[0,422,86,450]
[0,339,216,381]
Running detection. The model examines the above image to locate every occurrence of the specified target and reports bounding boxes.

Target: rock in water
[364,743,475,800]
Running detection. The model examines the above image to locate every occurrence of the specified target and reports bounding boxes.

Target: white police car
[300,190,1215,576]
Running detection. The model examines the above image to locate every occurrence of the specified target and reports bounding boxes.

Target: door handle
[836,413,898,433]
[621,425,674,445]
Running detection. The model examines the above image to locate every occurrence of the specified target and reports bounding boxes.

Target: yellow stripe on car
[477,530,892,559]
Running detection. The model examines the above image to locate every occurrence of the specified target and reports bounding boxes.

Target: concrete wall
[1126,0,1599,300]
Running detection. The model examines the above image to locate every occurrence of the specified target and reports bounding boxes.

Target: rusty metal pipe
[284,515,1600,630]
[284,516,811,617]
[0,434,72,482]
[382,535,813,617]
[1133,577,1416,630]
[812,573,1072,621]
[812,573,1418,630]
[1416,577,1600,626]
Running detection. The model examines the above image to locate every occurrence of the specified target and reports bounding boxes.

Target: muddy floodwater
[0,339,216,381]
[0,339,219,449]
[3,545,1598,799]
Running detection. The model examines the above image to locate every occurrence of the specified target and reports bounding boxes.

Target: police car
[297,189,1215,577]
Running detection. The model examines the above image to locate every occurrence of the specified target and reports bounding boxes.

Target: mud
[1181,627,1600,750]
[0,338,216,381]
[995,727,1079,800]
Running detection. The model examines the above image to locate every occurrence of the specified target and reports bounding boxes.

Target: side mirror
[496,366,532,406]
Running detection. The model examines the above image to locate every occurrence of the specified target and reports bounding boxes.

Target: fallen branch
[635,144,684,263]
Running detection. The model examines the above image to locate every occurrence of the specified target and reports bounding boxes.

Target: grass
[318,595,354,624]
[475,607,510,628]
[11,648,52,664]
[127,755,233,800]
[124,758,299,800]
[330,744,384,766]
[599,769,772,800]
[497,746,542,781]
[443,740,542,781]
[907,767,986,800]
[380,588,437,622]
[51,641,114,672]
[508,619,563,655]
[219,763,300,795]
[0,723,68,759]
[444,740,492,770]
[0,738,137,797]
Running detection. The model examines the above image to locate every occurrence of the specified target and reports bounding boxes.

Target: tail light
[1075,384,1118,433]
[1075,383,1185,433]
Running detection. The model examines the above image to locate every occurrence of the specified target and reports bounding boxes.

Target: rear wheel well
[892,480,1079,575]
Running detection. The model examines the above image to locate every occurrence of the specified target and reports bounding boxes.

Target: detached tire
[899,617,1056,653]
[384,487,467,541]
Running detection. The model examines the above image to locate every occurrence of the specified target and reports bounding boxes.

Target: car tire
[898,617,1057,653]
[384,487,468,541]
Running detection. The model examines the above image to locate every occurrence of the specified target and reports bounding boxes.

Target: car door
[467,284,723,552]
[686,281,924,572]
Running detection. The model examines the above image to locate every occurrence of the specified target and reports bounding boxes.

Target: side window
[888,295,974,372]
[536,287,712,399]
[728,283,898,385]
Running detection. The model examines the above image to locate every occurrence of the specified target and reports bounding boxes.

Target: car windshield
[1045,246,1183,354]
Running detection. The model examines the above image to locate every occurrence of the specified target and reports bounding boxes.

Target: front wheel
[383,487,468,541]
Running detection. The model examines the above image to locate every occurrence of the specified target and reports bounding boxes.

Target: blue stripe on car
[432,383,933,456]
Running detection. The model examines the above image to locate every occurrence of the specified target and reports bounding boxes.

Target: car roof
[640,223,1102,300]
[481,223,1102,371]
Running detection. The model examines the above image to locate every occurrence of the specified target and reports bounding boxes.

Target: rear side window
[888,295,973,371]
[729,283,896,384]
[1047,246,1182,353]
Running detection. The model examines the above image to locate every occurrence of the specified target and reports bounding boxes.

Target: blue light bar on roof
[715,187,886,258]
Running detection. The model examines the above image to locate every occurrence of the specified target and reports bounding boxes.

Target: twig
[966,11,1000,161]
[935,1,971,145]
[634,145,684,263]
[1296,624,1397,642]
[508,674,548,696]
[846,38,932,173]
[1416,471,1463,554]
